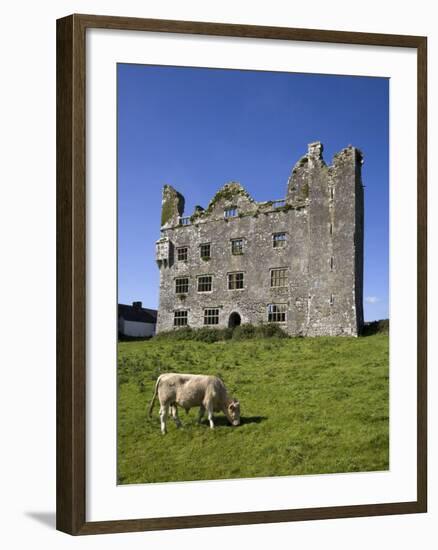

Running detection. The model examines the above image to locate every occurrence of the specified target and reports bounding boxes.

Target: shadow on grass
[210,415,267,427]
[241,415,267,425]
[148,415,268,431]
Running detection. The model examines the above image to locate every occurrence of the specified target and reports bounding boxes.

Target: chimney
[307,141,323,160]
[132,301,142,309]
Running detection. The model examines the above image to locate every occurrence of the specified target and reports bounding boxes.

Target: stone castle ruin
[155,142,364,336]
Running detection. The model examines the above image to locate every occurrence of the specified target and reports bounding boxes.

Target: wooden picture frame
[56,13,427,535]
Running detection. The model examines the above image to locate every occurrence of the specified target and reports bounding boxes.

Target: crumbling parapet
[161,184,185,228]
[308,141,324,161]
[286,142,327,205]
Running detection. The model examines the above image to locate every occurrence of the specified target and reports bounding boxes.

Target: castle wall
[155,142,364,336]
[300,143,364,336]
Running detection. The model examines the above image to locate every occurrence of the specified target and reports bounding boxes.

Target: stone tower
[155,142,364,336]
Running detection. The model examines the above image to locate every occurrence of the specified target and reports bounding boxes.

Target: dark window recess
[175,278,189,294]
[271,268,288,287]
[204,308,219,325]
[231,239,244,255]
[177,247,188,262]
[267,304,287,323]
[273,233,287,248]
[228,272,244,290]
[197,276,212,292]
[200,243,211,259]
[174,311,188,326]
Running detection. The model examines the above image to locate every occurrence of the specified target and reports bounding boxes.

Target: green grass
[117,334,389,484]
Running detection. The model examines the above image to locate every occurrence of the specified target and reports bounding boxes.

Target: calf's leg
[206,403,215,429]
[159,403,169,434]
[170,404,182,428]
[197,405,205,424]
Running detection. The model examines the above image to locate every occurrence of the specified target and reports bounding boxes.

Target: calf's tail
[148,376,161,417]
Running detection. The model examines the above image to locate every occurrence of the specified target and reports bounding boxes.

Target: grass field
[117,333,389,484]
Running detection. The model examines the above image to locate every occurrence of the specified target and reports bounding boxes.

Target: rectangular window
[330,294,334,306]
[273,233,287,248]
[330,257,334,271]
[228,272,244,290]
[197,275,212,292]
[270,268,288,287]
[231,238,244,255]
[224,207,238,218]
[175,277,189,294]
[204,308,220,325]
[267,304,287,323]
[200,243,211,259]
[174,311,188,326]
[177,247,188,262]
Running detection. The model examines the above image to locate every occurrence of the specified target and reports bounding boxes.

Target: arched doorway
[228,312,241,328]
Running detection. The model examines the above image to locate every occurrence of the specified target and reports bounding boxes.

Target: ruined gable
[190,182,256,223]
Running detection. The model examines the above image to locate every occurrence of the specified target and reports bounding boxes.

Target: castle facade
[155,142,364,336]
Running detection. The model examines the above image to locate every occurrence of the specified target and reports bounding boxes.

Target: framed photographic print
[56,14,427,535]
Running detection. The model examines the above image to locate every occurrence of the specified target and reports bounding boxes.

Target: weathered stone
[155,142,364,336]
[161,184,185,228]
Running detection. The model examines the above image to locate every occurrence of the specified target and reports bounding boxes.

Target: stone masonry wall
[155,142,364,336]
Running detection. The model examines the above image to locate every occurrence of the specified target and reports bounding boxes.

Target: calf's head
[226,399,241,426]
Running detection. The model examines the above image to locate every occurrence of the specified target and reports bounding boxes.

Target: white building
[118,302,157,338]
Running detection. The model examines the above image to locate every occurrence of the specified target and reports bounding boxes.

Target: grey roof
[118,304,157,324]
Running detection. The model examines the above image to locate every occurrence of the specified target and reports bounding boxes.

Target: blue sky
[118,64,389,321]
